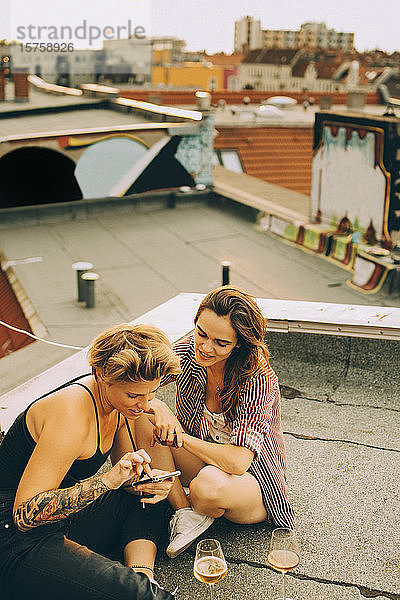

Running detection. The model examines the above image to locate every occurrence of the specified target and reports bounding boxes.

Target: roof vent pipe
[195,91,211,111]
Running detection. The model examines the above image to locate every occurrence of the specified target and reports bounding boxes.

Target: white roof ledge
[1,293,400,432]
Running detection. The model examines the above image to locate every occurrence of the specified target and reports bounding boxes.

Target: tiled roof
[243,48,300,65]
[292,60,309,77]
[206,53,245,66]
[290,49,396,83]
[214,126,313,195]
[385,75,400,99]
[315,62,340,79]
[358,66,384,85]
[0,269,33,358]
[292,51,345,80]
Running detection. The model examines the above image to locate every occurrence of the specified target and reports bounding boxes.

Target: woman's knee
[189,466,227,509]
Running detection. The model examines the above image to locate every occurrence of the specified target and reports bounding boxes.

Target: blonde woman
[0,324,181,600]
[136,286,295,558]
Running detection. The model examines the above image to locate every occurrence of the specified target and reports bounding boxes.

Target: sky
[1,0,398,53]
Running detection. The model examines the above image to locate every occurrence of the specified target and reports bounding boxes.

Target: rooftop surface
[213,165,310,219]
[0,97,399,599]
[1,292,399,600]
[0,85,154,138]
[0,81,93,112]
[1,193,400,396]
[2,78,392,127]
[0,107,153,137]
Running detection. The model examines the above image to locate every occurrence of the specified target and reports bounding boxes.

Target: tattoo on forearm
[13,475,110,531]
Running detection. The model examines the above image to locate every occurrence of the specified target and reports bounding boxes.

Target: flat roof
[0,86,398,600]
[0,107,152,137]
[0,81,95,114]
[1,193,399,397]
[1,292,398,600]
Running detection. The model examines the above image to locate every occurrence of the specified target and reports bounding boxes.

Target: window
[214,150,243,173]
[208,77,217,91]
[212,151,221,166]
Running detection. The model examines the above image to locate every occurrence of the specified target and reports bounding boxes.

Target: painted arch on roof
[74,136,149,198]
[0,147,83,208]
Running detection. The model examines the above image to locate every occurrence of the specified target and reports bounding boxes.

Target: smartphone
[130,470,181,487]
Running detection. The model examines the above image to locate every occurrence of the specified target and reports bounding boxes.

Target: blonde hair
[87,323,181,384]
[195,286,269,422]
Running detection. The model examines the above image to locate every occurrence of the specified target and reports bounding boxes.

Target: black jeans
[0,489,174,600]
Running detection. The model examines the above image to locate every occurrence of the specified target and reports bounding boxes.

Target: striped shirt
[162,334,295,529]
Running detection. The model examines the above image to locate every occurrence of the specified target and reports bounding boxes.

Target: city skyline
[1,0,399,54]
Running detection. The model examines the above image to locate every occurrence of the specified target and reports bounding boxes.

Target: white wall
[311,125,388,233]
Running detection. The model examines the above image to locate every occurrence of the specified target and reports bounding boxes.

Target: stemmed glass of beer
[267,528,300,600]
[194,539,227,600]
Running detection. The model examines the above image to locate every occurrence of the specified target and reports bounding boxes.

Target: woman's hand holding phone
[103,450,152,490]
[134,469,180,504]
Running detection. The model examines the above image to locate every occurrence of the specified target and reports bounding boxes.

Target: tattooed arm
[13,450,152,531]
[13,474,110,532]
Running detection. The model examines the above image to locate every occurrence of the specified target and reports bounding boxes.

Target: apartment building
[239,48,303,90]
[234,16,263,54]
[234,16,354,53]
[239,48,370,92]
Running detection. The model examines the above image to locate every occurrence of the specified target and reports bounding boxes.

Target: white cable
[0,320,84,350]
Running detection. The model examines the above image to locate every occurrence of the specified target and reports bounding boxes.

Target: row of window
[264,32,353,39]
[241,78,341,91]
[245,67,286,77]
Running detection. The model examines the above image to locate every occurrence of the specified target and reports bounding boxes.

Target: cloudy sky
[2,0,398,53]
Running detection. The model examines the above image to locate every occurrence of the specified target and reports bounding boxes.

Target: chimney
[0,71,5,101]
[13,68,29,102]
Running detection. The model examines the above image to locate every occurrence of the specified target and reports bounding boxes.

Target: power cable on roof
[0,320,85,350]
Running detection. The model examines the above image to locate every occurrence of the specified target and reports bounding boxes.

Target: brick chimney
[0,70,5,101]
[13,68,29,102]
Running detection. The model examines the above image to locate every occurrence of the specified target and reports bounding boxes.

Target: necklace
[206,368,223,406]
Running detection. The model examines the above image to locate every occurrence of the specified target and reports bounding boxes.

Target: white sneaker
[166,508,214,558]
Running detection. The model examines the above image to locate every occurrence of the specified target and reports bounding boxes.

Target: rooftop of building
[0,81,199,138]
[242,48,301,65]
[0,104,152,137]
[0,81,399,596]
[1,84,400,587]
[204,53,245,67]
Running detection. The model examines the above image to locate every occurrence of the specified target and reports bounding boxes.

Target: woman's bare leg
[124,539,156,578]
[170,446,206,487]
[189,466,268,523]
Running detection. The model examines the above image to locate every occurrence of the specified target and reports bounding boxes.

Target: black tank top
[0,378,121,491]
